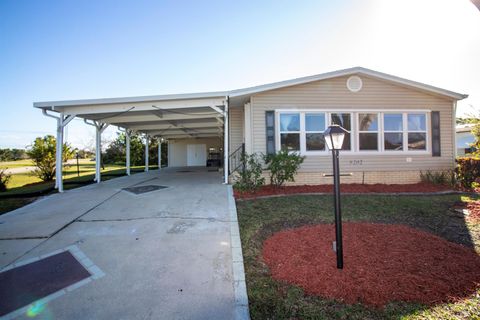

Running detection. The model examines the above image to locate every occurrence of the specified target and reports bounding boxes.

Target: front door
[187,144,206,166]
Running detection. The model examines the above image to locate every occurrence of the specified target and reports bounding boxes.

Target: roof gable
[229,67,468,101]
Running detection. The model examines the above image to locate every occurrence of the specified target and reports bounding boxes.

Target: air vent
[346,76,363,92]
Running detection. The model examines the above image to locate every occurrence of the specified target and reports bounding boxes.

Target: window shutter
[431,111,441,157]
[265,111,275,155]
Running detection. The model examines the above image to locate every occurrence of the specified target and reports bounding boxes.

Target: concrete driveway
[0,168,248,320]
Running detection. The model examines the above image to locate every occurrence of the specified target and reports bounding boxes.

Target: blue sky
[0,0,479,149]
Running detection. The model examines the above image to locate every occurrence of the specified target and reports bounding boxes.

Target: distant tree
[27,135,75,182]
[0,148,27,161]
[103,133,168,167]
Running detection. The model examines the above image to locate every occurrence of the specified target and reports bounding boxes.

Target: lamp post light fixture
[323,124,348,269]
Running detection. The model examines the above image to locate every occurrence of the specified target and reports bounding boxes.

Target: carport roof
[33,67,468,139]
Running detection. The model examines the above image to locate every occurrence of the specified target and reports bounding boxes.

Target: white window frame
[278,112,301,152]
[275,109,430,155]
[304,112,328,154]
[357,112,381,152]
[406,113,428,151]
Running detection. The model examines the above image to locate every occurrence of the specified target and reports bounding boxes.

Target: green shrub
[0,168,11,192]
[455,157,480,188]
[234,153,265,192]
[420,170,456,186]
[264,150,305,187]
[27,135,74,182]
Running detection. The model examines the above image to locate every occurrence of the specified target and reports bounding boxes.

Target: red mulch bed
[467,201,480,221]
[235,183,453,199]
[262,223,480,307]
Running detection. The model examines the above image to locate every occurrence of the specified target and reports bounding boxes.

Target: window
[384,113,403,151]
[330,113,351,150]
[279,113,300,151]
[276,110,428,154]
[358,113,379,151]
[407,114,426,150]
[305,113,326,151]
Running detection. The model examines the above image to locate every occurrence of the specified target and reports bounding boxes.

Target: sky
[0,0,479,149]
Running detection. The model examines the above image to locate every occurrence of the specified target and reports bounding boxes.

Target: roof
[33,66,468,109]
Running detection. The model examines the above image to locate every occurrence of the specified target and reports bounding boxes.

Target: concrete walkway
[0,168,249,320]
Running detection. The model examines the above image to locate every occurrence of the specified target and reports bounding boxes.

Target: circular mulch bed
[262,223,480,307]
[235,183,453,199]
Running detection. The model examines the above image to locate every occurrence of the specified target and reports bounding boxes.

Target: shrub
[264,150,305,187]
[234,153,265,192]
[420,170,456,187]
[455,157,480,189]
[0,168,11,192]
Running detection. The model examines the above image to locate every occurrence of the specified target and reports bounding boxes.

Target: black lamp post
[323,124,348,269]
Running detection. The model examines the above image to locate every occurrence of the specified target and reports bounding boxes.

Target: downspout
[453,101,458,165]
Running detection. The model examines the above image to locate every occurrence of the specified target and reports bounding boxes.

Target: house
[456,124,476,156]
[34,67,468,191]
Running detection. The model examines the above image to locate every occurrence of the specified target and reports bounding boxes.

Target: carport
[34,92,230,192]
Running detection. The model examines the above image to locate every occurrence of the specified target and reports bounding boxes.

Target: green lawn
[236,194,480,320]
[0,159,34,169]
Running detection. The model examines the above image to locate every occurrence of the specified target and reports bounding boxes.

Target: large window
[305,113,326,151]
[384,113,403,151]
[279,113,300,151]
[407,114,427,150]
[276,110,428,154]
[358,113,379,151]
[330,113,351,150]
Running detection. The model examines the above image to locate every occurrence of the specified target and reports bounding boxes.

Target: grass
[0,159,159,213]
[236,194,480,320]
[0,159,33,169]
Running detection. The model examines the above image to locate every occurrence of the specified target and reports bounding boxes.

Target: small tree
[264,150,305,187]
[0,168,11,192]
[234,153,265,192]
[27,135,74,182]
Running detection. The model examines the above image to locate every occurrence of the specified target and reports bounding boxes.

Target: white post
[41,110,76,193]
[223,99,229,184]
[95,126,101,183]
[145,135,149,172]
[126,130,131,176]
[158,138,162,170]
[56,116,64,192]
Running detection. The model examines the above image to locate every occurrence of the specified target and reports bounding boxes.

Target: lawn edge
[227,185,251,320]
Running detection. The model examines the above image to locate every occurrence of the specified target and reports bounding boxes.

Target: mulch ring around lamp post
[262,222,480,308]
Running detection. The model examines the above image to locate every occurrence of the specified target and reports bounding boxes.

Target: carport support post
[84,120,108,183]
[223,99,229,184]
[42,110,76,193]
[145,134,149,172]
[158,138,162,170]
[126,130,131,176]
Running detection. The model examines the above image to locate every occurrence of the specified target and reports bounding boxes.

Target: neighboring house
[456,124,476,156]
[34,67,468,190]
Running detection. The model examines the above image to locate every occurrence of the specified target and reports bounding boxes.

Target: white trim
[243,102,252,154]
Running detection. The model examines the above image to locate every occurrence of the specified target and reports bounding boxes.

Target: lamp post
[323,125,348,269]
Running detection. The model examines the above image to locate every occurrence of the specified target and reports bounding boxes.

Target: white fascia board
[43,97,227,115]
[33,91,229,109]
[228,66,468,101]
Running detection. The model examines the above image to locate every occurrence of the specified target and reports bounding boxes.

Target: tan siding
[229,106,244,153]
[251,75,454,173]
